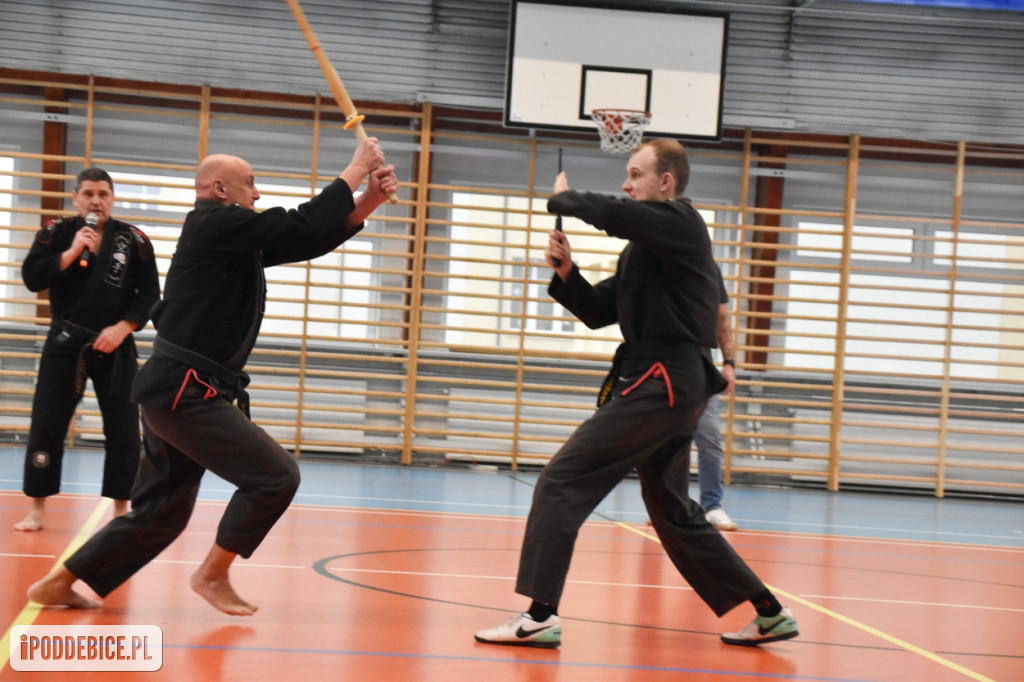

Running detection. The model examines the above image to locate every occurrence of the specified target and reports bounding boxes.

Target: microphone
[80,213,98,268]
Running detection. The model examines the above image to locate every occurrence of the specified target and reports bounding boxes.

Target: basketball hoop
[590,108,651,154]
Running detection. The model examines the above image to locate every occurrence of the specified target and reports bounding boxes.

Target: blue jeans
[694,393,725,511]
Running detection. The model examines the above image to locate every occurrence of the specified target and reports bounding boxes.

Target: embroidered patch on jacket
[36,217,72,245]
[105,232,132,287]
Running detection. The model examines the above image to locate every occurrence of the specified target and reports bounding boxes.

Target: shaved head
[195,154,260,209]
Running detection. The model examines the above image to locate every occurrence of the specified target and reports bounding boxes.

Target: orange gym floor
[2,447,1022,681]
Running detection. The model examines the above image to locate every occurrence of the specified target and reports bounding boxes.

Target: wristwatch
[722,359,735,368]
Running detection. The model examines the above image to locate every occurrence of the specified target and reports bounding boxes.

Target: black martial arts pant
[515,357,766,617]
[64,392,300,597]
[22,339,139,500]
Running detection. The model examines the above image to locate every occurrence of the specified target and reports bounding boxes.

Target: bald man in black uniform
[28,138,398,616]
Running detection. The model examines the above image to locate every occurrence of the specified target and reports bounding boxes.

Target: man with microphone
[15,168,160,531]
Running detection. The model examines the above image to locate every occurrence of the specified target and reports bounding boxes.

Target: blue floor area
[2,446,1022,548]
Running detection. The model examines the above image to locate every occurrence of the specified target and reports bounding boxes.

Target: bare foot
[14,499,45,531]
[190,572,258,616]
[112,499,130,518]
[13,511,44,532]
[27,568,102,609]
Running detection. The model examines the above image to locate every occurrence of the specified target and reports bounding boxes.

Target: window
[934,230,1024,270]
[508,259,574,333]
[779,220,1010,378]
[262,239,375,338]
[796,222,915,263]
[0,156,14,319]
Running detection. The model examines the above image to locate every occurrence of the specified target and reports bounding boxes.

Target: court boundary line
[160,641,876,681]
[612,520,998,682]
[3,497,1012,680]
[3,495,1013,680]
[0,498,111,671]
[280,498,1024,552]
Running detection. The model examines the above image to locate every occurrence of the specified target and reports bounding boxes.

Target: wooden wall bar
[1,69,1021,498]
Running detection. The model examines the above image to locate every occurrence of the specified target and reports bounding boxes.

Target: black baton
[552,147,564,268]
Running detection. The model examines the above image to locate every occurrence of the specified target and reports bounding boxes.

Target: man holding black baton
[475,138,797,649]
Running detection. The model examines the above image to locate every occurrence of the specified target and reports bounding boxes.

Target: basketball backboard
[503,1,728,141]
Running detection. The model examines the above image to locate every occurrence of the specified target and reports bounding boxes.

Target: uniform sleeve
[184,179,361,267]
[548,191,708,255]
[548,264,619,330]
[21,220,70,292]
[122,229,161,331]
[261,177,363,265]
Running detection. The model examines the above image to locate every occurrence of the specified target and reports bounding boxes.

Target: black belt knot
[153,336,250,418]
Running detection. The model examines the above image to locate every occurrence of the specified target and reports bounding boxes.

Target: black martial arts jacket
[22,215,159,335]
[132,178,362,411]
[547,191,727,404]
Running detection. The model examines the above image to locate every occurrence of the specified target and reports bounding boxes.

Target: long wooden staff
[284,0,398,203]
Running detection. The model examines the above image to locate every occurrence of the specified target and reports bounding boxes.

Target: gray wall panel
[1,0,1022,143]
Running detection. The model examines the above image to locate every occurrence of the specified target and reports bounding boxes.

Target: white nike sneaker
[706,508,738,531]
[474,612,562,648]
[721,607,799,646]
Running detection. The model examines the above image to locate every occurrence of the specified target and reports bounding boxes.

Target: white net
[590,109,651,154]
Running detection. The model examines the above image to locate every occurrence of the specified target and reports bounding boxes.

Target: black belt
[597,339,704,407]
[51,319,135,400]
[53,318,98,346]
[153,336,251,418]
[54,320,100,401]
